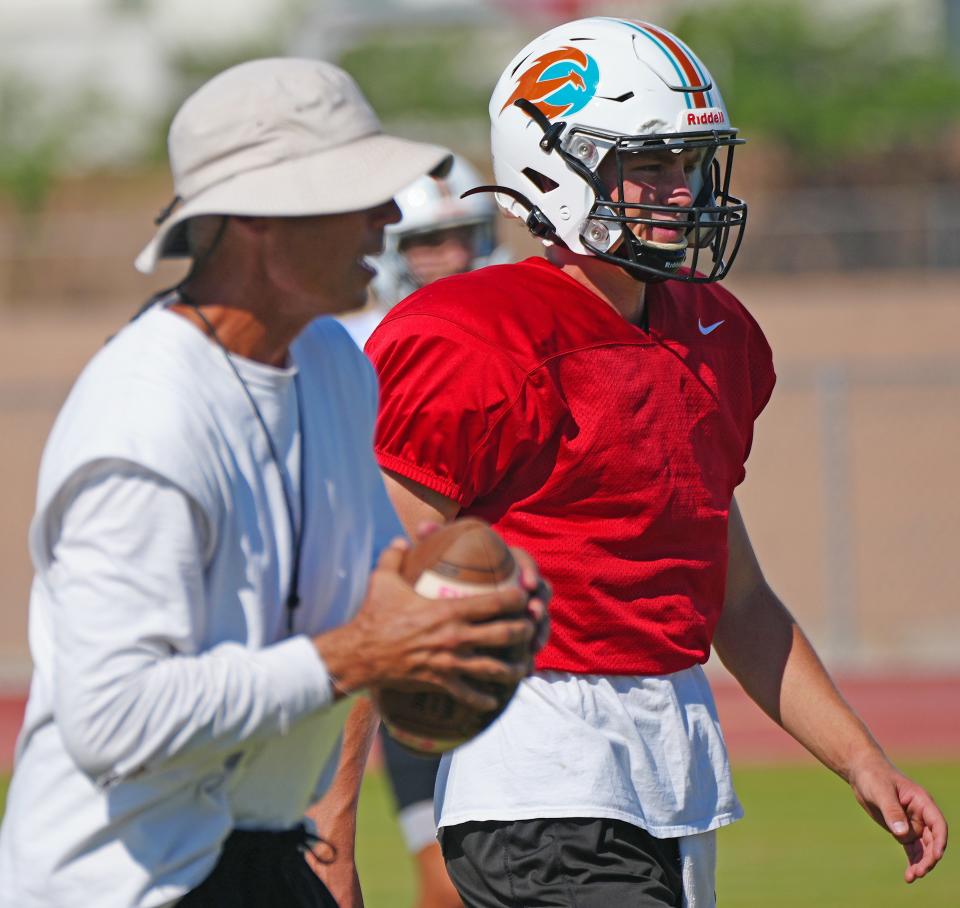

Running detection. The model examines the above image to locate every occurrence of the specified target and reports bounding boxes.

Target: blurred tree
[672,0,960,179]
[144,38,293,163]
[0,78,70,216]
[0,76,110,303]
[339,27,494,123]
[109,0,153,13]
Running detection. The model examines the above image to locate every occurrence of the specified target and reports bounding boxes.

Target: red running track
[713,674,960,763]
[2,675,959,773]
[1,697,25,772]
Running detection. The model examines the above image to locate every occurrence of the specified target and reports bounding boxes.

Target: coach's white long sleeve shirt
[0,305,402,908]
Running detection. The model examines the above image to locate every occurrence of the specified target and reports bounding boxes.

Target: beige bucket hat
[135,58,452,273]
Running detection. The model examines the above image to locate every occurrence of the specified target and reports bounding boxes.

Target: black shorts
[178,825,338,908]
[439,817,682,908]
[380,724,441,811]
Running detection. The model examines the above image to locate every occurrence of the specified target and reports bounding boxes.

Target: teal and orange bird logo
[501,47,600,120]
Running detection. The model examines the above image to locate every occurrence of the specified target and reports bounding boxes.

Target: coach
[0,59,534,908]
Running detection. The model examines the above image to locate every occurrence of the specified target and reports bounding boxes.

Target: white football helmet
[369,154,509,306]
[486,17,746,282]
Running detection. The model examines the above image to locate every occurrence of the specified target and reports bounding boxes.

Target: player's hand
[509,546,552,656]
[847,753,948,882]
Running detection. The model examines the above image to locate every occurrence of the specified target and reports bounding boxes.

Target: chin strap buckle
[538,122,565,152]
[525,209,555,238]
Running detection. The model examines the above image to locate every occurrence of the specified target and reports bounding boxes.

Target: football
[374,518,526,755]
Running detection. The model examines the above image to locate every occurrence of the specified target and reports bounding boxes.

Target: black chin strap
[608,233,684,285]
[461,185,557,241]
[130,215,231,323]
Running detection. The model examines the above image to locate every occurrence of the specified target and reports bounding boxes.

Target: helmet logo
[501,47,600,120]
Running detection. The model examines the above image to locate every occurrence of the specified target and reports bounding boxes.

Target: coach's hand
[303,816,363,908]
[847,752,948,882]
[304,798,363,908]
[411,523,550,659]
[314,538,534,711]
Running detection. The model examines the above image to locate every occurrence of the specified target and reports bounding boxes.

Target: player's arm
[382,469,461,531]
[713,497,948,882]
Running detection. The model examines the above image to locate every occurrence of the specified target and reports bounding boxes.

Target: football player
[364,17,948,907]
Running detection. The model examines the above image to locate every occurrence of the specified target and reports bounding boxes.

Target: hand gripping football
[374,518,526,755]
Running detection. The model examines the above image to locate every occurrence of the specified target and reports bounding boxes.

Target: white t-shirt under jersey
[0,304,402,908]
[436,666,743,839]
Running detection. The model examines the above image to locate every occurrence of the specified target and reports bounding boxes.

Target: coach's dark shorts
[178,825,338,907]
[439,817,682,908]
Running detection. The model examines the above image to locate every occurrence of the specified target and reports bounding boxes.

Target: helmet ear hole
[522,168,559,194]
[429,155,454,179]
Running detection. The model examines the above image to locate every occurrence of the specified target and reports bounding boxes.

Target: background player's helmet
[488,17,747,283]
[370,155,507,306]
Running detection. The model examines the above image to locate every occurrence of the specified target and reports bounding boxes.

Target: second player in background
[340,154,510,350]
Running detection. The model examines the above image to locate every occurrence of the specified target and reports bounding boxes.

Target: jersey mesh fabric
[367,257,775,676]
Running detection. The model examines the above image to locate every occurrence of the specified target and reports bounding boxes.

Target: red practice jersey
[367,258,775,675]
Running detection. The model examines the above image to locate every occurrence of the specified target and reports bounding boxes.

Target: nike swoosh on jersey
[698,318,725,335]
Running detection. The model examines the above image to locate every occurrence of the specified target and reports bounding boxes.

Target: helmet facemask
[528,113,747,283]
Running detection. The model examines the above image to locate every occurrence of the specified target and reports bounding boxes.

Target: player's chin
[410,265,451,285]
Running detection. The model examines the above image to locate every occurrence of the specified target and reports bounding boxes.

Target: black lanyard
[181,294,306,635]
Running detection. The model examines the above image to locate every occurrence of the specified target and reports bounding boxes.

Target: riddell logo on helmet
[686,109,725,126]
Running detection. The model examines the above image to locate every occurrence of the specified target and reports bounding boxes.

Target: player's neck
[547,247,647,327]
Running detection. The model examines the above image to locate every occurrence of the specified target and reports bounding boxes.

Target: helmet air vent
[510,54,532,78]
[522,168,559,193]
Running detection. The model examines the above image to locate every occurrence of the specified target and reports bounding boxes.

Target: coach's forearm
[57,635,334,786]
[49,470,337,786]
[714,582,887,780]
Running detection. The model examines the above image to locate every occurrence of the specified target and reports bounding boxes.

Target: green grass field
[2,763,956,906]
[717,763,957,907]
